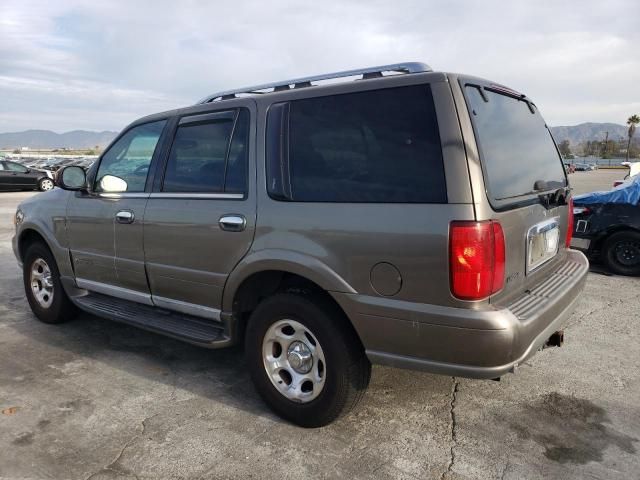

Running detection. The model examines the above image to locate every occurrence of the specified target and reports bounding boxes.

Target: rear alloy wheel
[603,231,640,276]
[246,293,371,427]
[38,178,54,191]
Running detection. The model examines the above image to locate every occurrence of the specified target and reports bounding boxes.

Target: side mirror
[57,166,87,191]
[98,175,128,193]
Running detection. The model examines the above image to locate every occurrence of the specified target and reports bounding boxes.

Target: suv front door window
[94,121,165,193]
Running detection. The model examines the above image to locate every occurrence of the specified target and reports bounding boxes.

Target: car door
[143,103,256,319]
[4,161,35,189]
[66,119,168,302]
[0,162,9,190]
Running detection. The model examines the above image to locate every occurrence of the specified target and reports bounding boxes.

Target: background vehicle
[0,160,54,191]
[574,163,596,171]
[13,62,587,427]
[572,175,640,275]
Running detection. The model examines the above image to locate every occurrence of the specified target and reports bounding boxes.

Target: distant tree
[558,139,571,158]
[12,149,20,154]
[626,114,640,162]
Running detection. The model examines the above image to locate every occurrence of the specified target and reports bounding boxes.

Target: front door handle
[219,214,246,232]
[115,210,135,224]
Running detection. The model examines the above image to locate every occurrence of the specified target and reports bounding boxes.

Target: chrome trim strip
[148,193,244,200]
[76,278,153,306]
[98,193,150,199]
[152,296,221,320]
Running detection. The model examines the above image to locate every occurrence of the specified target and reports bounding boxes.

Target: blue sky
[1,0,639,132]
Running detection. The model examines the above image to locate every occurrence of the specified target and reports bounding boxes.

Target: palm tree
[627,114,640,161]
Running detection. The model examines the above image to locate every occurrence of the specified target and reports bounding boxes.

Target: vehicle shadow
[5,298,278,421]
[4,295,452,429]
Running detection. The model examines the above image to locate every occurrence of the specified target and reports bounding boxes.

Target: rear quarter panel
[225,73,477,310]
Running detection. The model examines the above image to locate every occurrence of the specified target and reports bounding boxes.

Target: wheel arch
[18,228,51,262]
[226,266,362,348]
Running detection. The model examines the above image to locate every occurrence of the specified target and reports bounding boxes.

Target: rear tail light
[449,221,505,300]
[565,198,574,247]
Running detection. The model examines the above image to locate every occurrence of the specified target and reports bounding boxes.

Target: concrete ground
[0,169,638,480]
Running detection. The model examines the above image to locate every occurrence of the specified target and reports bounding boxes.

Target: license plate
[527,218,560,273]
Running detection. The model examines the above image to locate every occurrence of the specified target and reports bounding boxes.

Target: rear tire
[23,242,78,324]
[245,293,371,427]
[603,231,640,276]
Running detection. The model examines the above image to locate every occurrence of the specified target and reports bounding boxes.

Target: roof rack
[197,62,432,104]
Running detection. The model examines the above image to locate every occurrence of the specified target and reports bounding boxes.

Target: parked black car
[0,160,54,192]
[571,178,640,275]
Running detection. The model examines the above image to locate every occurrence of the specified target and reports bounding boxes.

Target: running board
[73,292,232,348]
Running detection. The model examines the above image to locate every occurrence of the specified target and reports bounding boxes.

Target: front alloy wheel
[30,258,54,308]
[23,242,77,324]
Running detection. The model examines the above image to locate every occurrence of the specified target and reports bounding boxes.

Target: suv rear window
[464,85,566,205]
[267,85,446,203]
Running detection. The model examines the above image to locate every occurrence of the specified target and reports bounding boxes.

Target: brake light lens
[565,198,574,247]
[449,221,505,300]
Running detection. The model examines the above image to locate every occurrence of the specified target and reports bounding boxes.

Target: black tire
[38,178,54,192]
[245,293,371,428]
[603,231,640,276]
[23,242,78,324]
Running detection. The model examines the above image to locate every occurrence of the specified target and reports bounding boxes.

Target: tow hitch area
[545,330,565,348]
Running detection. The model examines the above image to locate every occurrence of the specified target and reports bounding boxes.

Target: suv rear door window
[163,109,249,193]
[464,86,566,205]
[267,85,446,203]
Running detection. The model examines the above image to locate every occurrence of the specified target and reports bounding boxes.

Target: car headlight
[14,210,24,227]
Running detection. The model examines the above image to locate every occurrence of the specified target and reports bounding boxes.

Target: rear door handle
[115,210,135,224]
[219,214,246,232]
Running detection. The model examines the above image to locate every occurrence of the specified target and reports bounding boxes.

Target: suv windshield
[464,85,566,205]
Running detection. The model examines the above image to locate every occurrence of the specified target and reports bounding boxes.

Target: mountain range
[549,123,631,145]
[0,130,118,149]
[0,122,634,150]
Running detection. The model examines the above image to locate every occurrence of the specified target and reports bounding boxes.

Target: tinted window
[465,86,566,203]
[267,85,446,203]
[5,161,28,173]
[163,109,249,193]
[95,120,166,192]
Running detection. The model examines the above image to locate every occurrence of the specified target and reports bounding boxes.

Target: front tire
[23,242,77,324]
[38,178,54,191]
[603,231,640,276]
[245,293,371,427]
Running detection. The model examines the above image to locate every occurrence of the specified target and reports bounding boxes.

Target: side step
[73,293,232,348]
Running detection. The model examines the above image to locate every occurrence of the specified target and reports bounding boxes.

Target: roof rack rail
[197,62,432,104]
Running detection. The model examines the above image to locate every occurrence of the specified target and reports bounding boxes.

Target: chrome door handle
[115,210,135,224]
[219,214,246,232]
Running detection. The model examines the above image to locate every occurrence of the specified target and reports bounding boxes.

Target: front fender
[15,189,73,277]
[222,249,356,312]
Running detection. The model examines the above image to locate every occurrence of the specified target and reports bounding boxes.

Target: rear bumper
[333,249,589,379]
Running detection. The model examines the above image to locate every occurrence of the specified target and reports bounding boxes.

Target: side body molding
[221,249,357,313]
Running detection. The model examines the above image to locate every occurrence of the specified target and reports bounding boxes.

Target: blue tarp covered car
[571,173,640,275]
[574,175,640,206]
